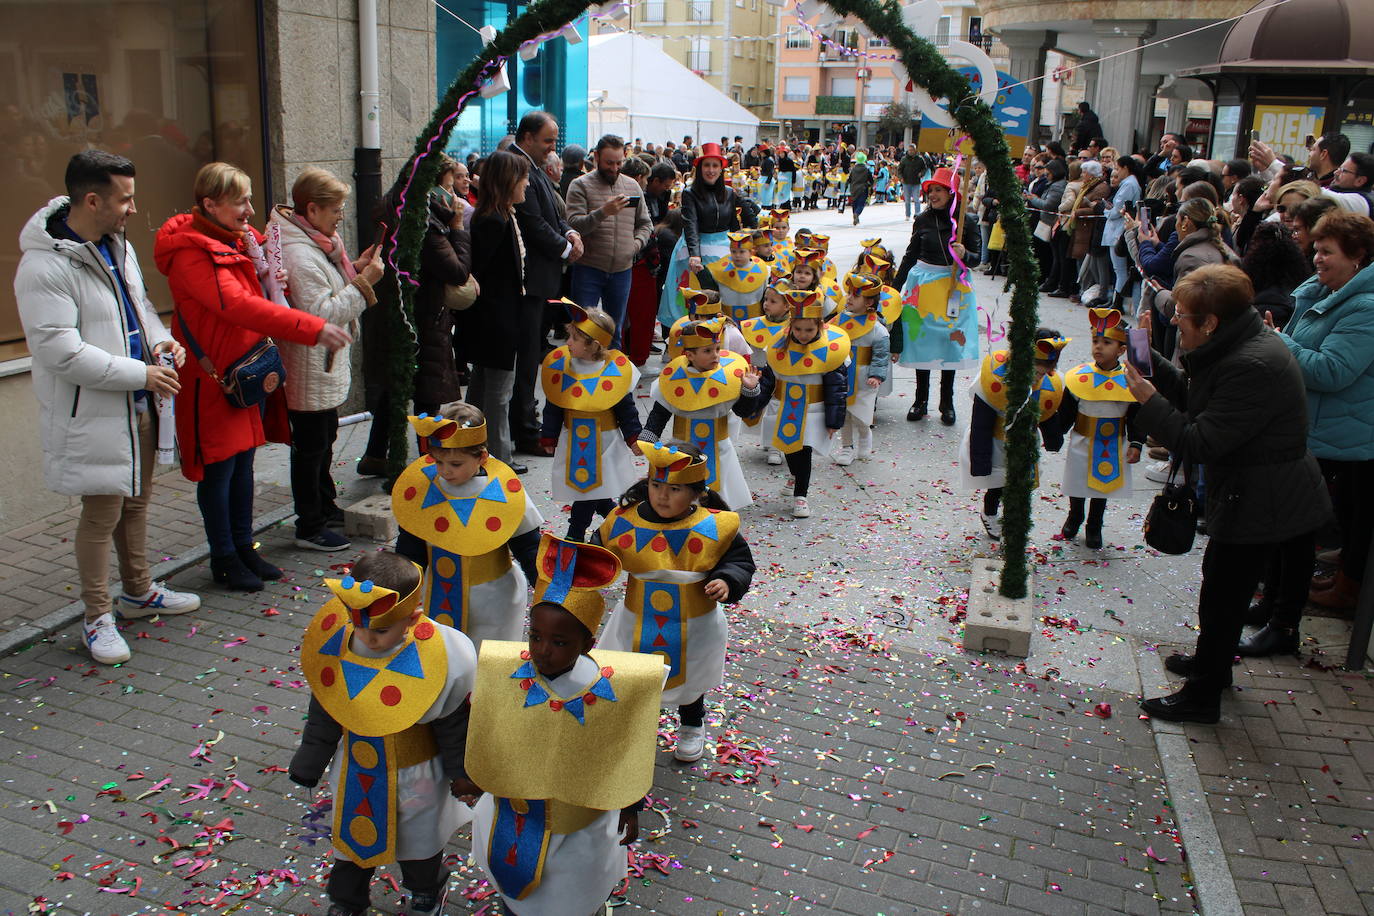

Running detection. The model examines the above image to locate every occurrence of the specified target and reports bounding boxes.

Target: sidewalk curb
[0,501,298,659]
[1135,650,1244,916]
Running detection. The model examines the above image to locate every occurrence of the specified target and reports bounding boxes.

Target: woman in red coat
[155,162,350,591]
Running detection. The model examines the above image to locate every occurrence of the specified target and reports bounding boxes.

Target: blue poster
[918,68,1034,157]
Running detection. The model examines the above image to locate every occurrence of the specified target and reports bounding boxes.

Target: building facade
[773,2,1006,148]
[0,0,445,527]
[619,0,780,124]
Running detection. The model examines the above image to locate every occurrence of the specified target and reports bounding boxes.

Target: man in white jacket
[15,150,200,665]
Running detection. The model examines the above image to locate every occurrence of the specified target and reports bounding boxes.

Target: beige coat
[565,170,653,274]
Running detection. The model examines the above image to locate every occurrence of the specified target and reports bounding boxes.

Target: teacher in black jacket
[510,111,583,458]
[462,150,530,467]
[1125,264,1330,724]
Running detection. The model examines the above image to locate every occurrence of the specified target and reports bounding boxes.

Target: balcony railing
[815,95,855,115]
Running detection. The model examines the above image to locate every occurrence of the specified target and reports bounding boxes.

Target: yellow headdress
[557,298,613,348]
[859,237,883,252]
[783,288,825,320]
[1088,307,1128,343]
[727,230,754,248]
[793,228,813,245]
[642,441,709,485]
[756,214,773,231]
[750,229,773,248]
[531,533,622,636]
[325,567,423,631]
[844,272,883,297]
[767,208,790,225]
[677,320,721,349]
[1035,335,1072,362]
[809,232,831,252]
[792,248,825,270]
[407,413,486,452]
[680,287,721,317]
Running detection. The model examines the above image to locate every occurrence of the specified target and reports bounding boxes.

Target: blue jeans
[467,365,516,461]
[197,448,256,557]
[902,184,919,218]
[569,264,633,350]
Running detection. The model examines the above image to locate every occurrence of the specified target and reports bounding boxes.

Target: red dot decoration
[486,517,503,531]
[995,352,1006,362]
[1104,382,1115,390]
[674,386,685,397]
[615,356,627,366]
[548,699,564,711]
[662,367,672,376]
[379,685,402,706]
[803,358,814,367]
[602,380,613,390]
[520,650,531,660]
[708,387,719,397]
[507,479,523,494]
[651,536,668,552]
[404,486,417,501]
[413,621,435,640]
[990,382,1002,393]
[321,613,338,631]
[688,537,703,553]
[520,678,534,690]
[1079,374,1090,382]
[550,373,562,385]
[618,534,634,549]
[830,343,839,350]
[434,517,449,532]
[601,666,615,677]
[733,368,744,377]
[320,666,335,687]
[584,693,597,705]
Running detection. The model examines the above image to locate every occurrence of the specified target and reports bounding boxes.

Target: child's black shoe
[211,554,263,592]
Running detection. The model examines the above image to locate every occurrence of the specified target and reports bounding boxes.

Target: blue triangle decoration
[589,676,617,701]
[421,481,447,510]
[669,366,689,381]
[563,696,586,724]
[448,496,478,526]
[341,659,381,699]
[318,626,345,658]
[561,373,579,392]
[511,660,536,680]
[787,349,805,366]
[662,526,693,553]
[385,641,425,679]
[709,367,729,384]
[548,353,566,372]
[477,476,508,504]
[603,361,623,379]
[688,376,707,393]
[524,682,550,707]
[608,516,635,543]
[691,512,720,542]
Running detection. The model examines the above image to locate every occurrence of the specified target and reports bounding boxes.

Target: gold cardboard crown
[727,230,753,247]
[678,320,721,349]
[783,288,825,320]
[844,272,883,297]
[1035,336,1072,361]
[326,566,424,630]
[408,413,486,451]
[643,441,710,485]
[557,298,613,347]
[680,287,722,317]
[532,533,622,636]
[792,247,825,270]
[1088,307,1128,342]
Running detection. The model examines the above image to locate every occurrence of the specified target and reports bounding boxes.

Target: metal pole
[354,0,382,249]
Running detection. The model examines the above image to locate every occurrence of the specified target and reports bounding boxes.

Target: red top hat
[695,142,727,167]
[921,167,959,196]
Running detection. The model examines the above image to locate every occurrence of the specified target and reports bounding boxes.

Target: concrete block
[963,557,1033,657]
[343,493,398,543]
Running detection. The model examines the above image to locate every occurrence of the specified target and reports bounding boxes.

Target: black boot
[1236,624,1299,657]
[906,401,927,421]
[1084,499,1106,549]
[1244,597,1273,627]
[211,554,263,592]
[1139,689,1220,724]
[237,544,284,581]
[1163,653,1195,678]
[1061,500,1084,540]
[939,406,957,426]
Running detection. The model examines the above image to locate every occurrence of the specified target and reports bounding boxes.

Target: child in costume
[465,534,666,916]
[291,552,478,916]
[961,330,1069,540]
[596,442,755,761]
[740,284,792,369]
[540,302,642,542]
[750,229,776,270]
[640,320,766,509]
[753,290,851,517]
[394,404,543,652]
[1056,308,1143,549]
[664,287,749,362]
[700,230,767,323]
[830,273,891,466]
[789,247,841,318]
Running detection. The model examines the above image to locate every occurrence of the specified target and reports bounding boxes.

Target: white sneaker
[784,475,796,493]
[83,613,131,665]
[766,449,783,466]
[1081,284,1101,303]
[117,581,202,619]
[674,725,706,762]
[832,447,855,466]
[1145,460,1173,484]
[980,512,1002,540]
[855,434,873,460]
[792,497,811,518]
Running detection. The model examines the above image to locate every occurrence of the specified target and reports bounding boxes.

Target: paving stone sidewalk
[0,522,1195,916]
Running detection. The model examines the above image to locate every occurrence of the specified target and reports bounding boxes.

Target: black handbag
[1143,454,1197,555]
[176,311,285,409]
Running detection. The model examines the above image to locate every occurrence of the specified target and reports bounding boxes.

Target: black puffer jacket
[414,197,471,405]
[680,184,756,258]
[1136,308,1331,543]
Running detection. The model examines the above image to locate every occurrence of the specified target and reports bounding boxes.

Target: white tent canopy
[588,32,760,147]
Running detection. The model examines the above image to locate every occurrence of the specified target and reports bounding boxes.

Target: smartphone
[1305,134,1316,149]
[1250,129,1260,142]
[1127,327,1152,377]
[624,196,641,206]
[1137,204,1151,227]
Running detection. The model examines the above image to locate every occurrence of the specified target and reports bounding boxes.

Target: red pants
[624,261,659,366]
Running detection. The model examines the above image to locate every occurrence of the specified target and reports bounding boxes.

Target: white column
[1091,19,1155,152]
[998,29,1053,136]
[1165,98,1188,135]
[1136,77,1160,150]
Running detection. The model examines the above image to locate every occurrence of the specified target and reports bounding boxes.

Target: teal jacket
[1281,263,1374,460]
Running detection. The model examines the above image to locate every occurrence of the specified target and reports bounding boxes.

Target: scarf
[1065,177,1102,234]
[280,206,357,281]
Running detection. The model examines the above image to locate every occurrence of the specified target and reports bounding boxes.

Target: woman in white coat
[271,168,383,552]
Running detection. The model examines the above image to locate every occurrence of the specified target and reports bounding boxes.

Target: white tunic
[469,654,627,916]
[1062,397,1134,500]
[329,625,477,862]
[600,567,727,706]
[649,376,754,511]
[429,475,544,653]
[551,356,642,503]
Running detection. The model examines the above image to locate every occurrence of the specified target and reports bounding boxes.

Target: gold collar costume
[302,573,447,867]
[1065,360,1134,493]
[706,251,768,323]
[766,305,850,453]
[655,351,749,490]
[393,414,528,632]
[978,350,1067,430]
[740,313,789,351]
[540,346,635,493]
[599,503,740,690]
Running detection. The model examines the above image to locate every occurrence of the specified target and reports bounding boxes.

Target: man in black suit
[509,111,583,461]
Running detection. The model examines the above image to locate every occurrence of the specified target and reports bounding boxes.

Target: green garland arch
[383,0,1041,599]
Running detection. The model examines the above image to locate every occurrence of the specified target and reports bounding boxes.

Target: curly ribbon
[977,304,1007,344]
[944,134,973,288]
